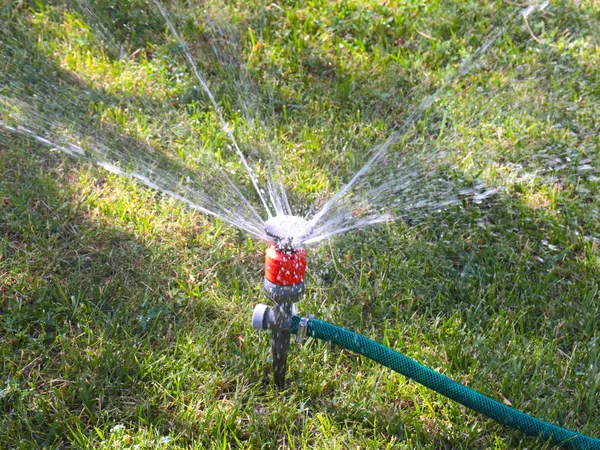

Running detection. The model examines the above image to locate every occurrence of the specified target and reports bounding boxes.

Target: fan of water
[1,0,598,247]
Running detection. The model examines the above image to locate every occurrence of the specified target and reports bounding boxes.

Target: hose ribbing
[291,316,600,450]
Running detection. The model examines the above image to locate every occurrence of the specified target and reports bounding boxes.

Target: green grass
[1,0,599,448]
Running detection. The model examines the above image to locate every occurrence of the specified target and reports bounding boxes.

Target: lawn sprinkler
[252,215,309,390]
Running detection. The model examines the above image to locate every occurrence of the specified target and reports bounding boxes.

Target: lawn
[1,0,599,448]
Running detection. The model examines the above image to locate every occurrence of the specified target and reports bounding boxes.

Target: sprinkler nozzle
[264,215,310,253]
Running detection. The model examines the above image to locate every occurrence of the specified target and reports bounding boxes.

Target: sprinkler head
[264,215,310,253]
[264,215,309,289]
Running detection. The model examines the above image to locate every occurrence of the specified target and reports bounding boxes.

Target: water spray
[252,215,310,389]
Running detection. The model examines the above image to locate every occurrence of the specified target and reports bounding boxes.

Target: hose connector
[295,316,310,343]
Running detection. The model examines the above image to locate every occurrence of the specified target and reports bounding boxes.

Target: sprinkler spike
[272,327,291,389]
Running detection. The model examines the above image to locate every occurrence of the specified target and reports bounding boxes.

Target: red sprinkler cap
[265,245,306,285]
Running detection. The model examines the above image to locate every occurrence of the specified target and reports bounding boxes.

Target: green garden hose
[291,316,600,450]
